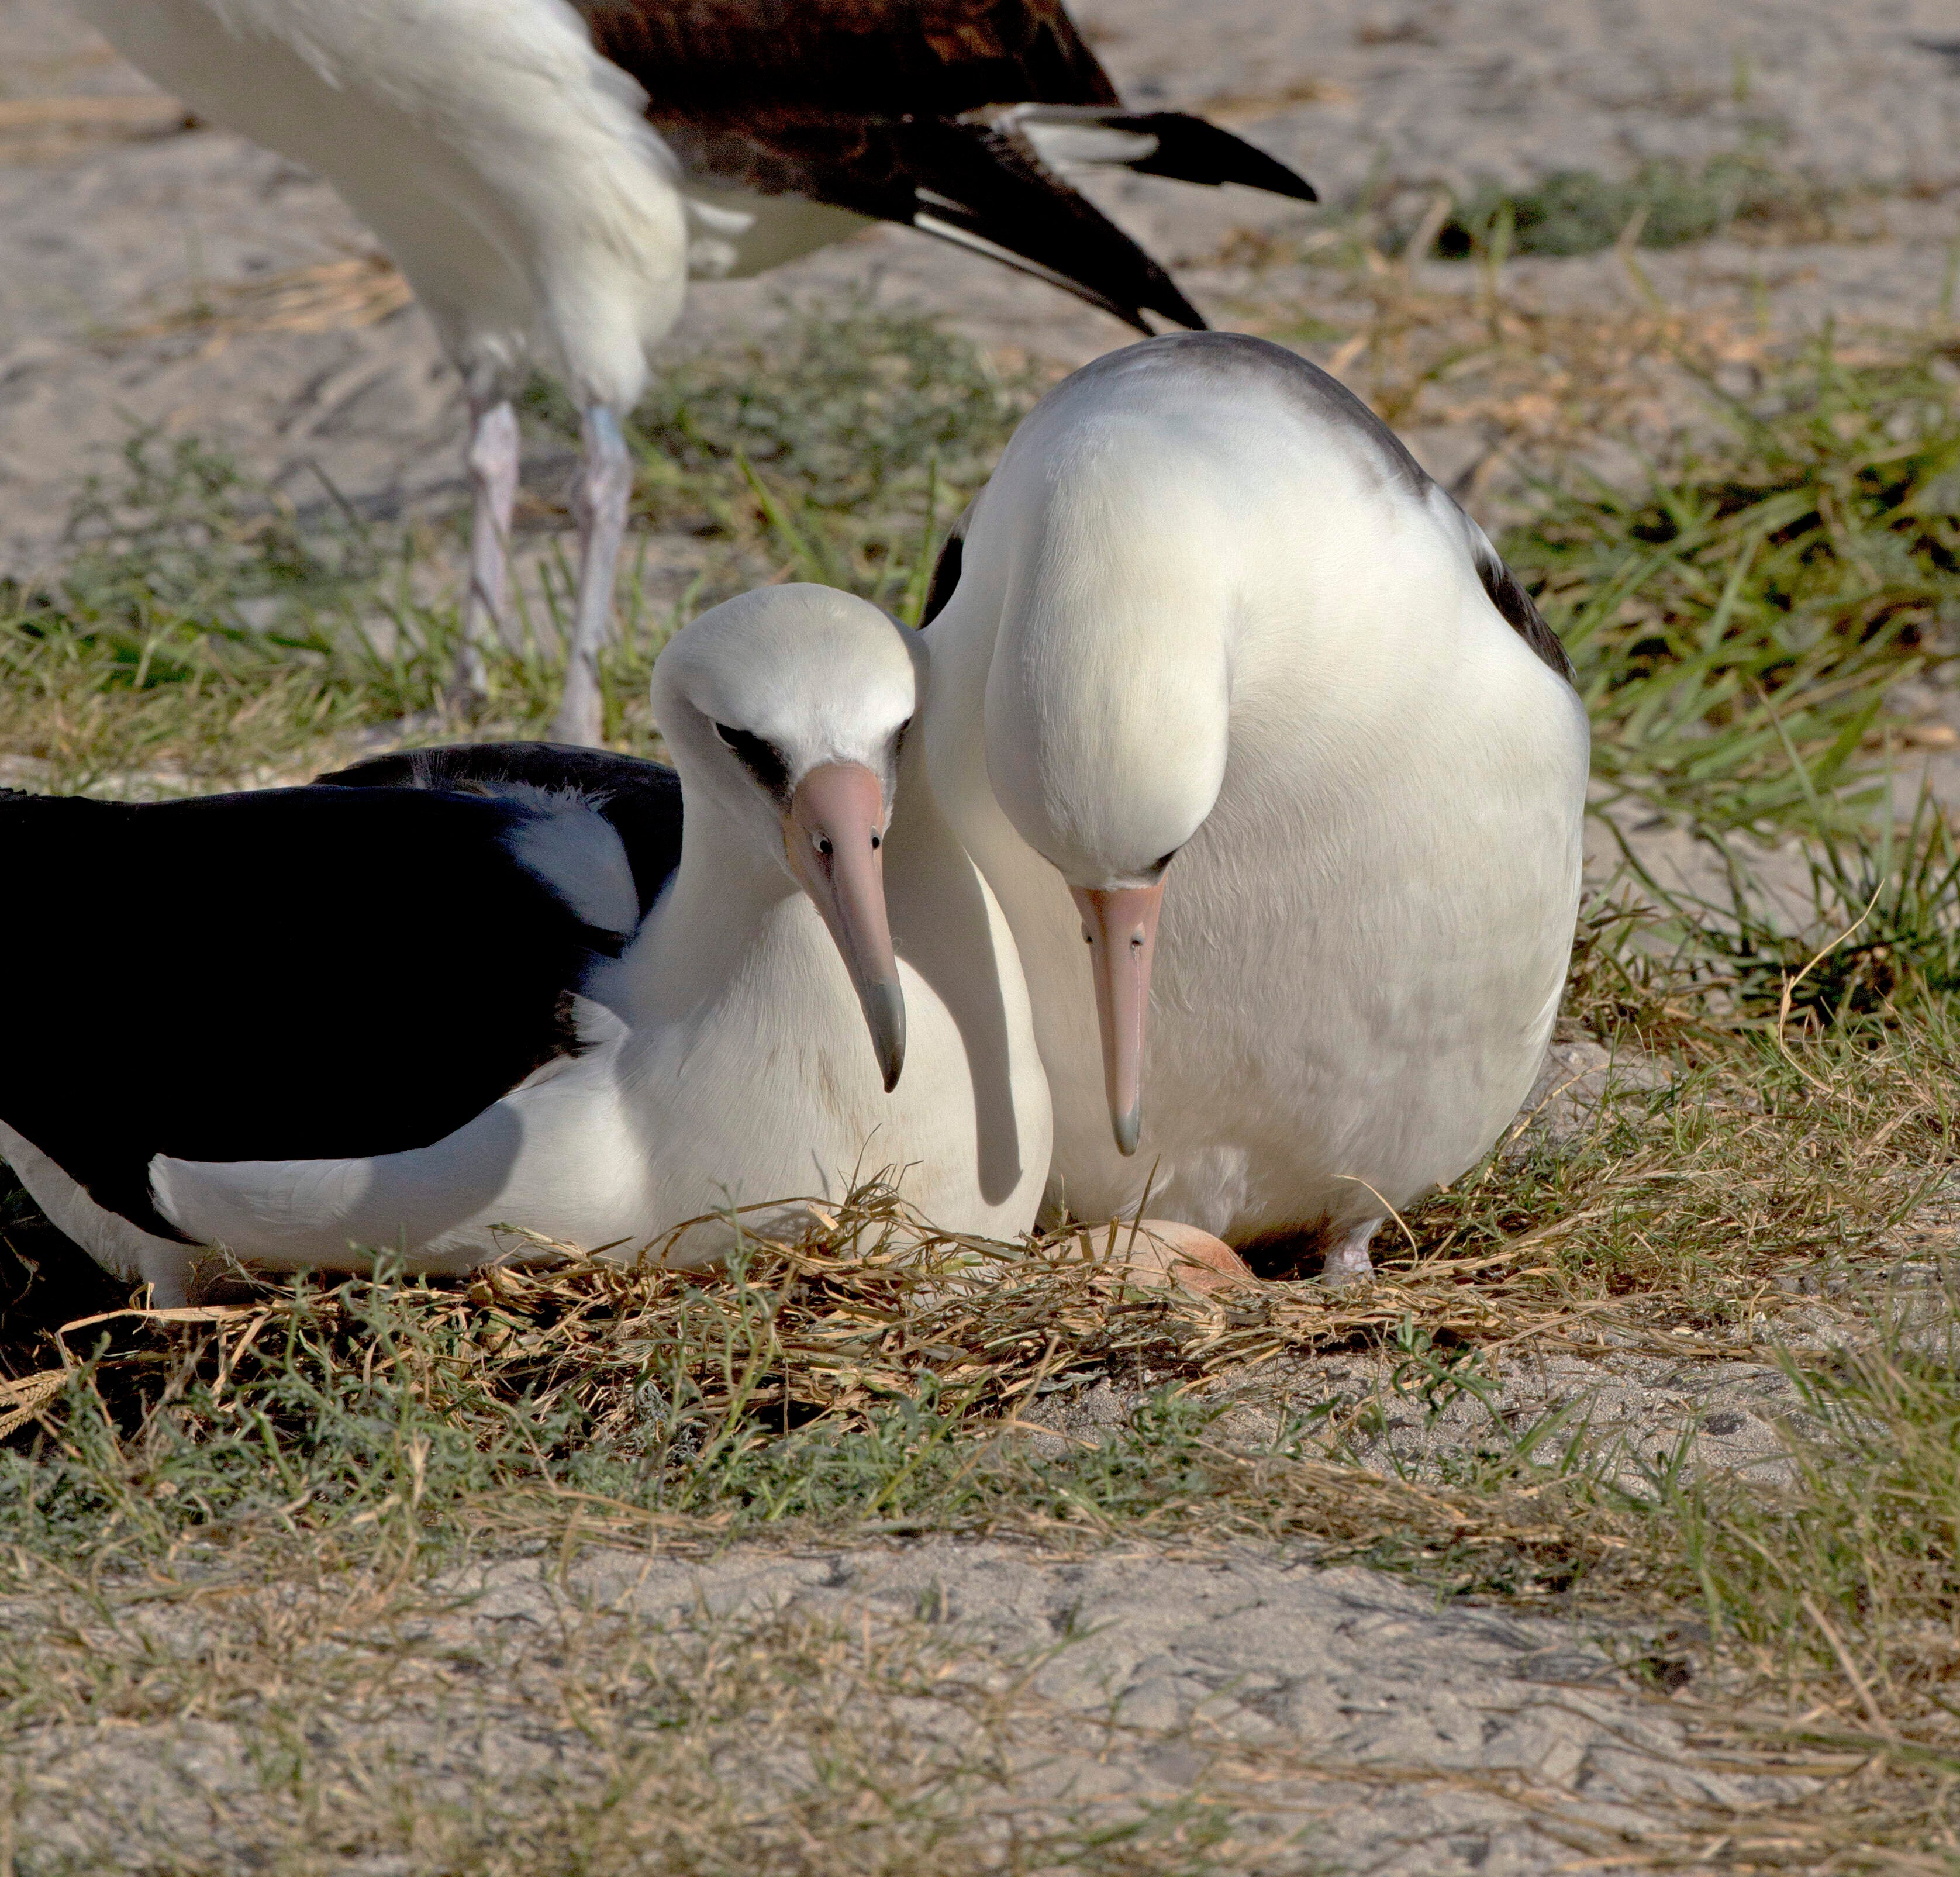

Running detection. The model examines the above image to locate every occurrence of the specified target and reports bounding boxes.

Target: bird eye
[1152,848,1181,875]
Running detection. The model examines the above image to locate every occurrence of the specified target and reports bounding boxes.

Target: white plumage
[922,333,1589,1279]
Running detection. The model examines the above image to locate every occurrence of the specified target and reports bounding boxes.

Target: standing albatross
[920,333,1589,1281]
[0,586,1050,1301]
[76,0,1314,743]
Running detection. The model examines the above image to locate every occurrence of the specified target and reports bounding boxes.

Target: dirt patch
[1,1537,1818,1875]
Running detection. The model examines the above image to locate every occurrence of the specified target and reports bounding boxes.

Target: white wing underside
[149,1005,637,1273]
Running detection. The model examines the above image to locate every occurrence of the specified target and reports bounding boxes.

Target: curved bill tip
[1069,880,1166,1158]
[861,975,906,1093]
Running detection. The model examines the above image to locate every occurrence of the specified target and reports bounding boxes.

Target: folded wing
[571,0,1316,332]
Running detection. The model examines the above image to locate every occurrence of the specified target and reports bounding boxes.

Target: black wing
[920,496,975,624]
[572,0,1316,334]
[0,785,620,1238]
[1465,534,1577,684]
[319,741,685,920]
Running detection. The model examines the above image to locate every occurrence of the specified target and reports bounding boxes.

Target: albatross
[77,0,1315,743]
[919,332,1590,1281]
[0,585,1049,1301]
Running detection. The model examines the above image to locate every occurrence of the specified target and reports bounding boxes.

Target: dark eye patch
[714,722,790,797]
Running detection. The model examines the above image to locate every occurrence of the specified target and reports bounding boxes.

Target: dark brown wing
[571,0,1315,334]
[672,106,1206,329]
[572,0,1121,118]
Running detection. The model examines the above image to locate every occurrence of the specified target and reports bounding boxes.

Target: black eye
[1152,848,1180,875]
[714,722,789,796]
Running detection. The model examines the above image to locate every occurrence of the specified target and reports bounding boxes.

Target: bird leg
[551,405,633,747]
[455,395,520,701]
[1320,1216,1381,1286]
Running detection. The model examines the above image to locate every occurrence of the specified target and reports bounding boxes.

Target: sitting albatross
[75,0,1315,744]
[919,332,1590,1281]
[0,586,1049,1301]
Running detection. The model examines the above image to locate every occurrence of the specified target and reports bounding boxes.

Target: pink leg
[550,406,632,747]
[1321,1217,1381,1286]
[455,396,520,700]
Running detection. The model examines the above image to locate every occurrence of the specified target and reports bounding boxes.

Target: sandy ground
[2,2,1956,1866]
[6,1537,1815,1875]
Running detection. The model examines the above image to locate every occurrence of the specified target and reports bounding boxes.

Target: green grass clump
[1652,1289,1960,1734]
[1433,154,1838,260]
[0,432,508,790]
[1588,782,1960,1043]
[1513,341,1960,830]
[0,434,420,788]
[629,298,1037,522]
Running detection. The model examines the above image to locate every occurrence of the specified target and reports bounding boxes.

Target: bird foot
[1318,1218,1381,1287]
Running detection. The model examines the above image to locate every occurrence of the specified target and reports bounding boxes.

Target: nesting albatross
[0,587,1050,1301]
[77,0,1314,743]
[920,333,1590,1281]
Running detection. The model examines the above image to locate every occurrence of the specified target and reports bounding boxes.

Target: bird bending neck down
[922,333,1589,1282]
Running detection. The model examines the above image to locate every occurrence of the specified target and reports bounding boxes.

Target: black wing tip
[909,197,1205,335]
[1112,112,1317,203]
[1141,282,1207,334]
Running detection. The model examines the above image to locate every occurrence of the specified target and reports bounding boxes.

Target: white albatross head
[651,584,918,1091]
[958,381,1248,1157]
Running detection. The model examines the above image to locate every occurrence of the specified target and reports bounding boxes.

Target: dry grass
[111,251,416,348]
[0,91,196,165]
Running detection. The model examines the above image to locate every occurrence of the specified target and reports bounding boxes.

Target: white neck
[613,781,805,1020]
